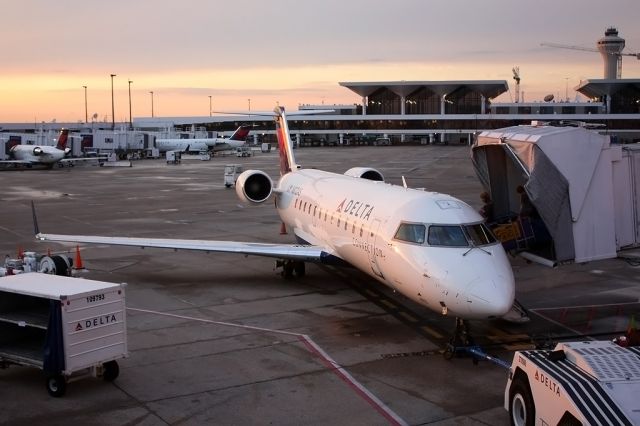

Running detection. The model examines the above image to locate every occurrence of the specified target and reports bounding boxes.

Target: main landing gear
[276,260,306,278]
[443,317,479,364]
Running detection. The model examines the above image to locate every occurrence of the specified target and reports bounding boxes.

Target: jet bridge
[471,123,631,263]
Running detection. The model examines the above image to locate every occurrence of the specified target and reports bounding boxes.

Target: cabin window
[303,201,307,211]
[464,223,497,246]
[324,211,327,222]
[359,225,363,237]
[427,225,468,247]
[352,223,356,234]
[295,199,298,209]
[337,217,340,227]
[313,206,317,216]
[394,223,426,244]
[344,220,348,231]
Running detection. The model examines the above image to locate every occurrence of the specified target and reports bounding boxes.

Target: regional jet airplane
[33,106,515,344]
[1,130,104,169]
[155,125,251,153]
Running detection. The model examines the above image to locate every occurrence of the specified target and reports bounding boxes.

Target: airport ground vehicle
[1,251,73,277]
[166,150,181,164]
[0,273,127,397]
[224,164,243,188]
[505,340,640,425]
[235,146,252,157]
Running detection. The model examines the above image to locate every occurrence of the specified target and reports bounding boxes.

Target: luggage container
[0,273,127,397]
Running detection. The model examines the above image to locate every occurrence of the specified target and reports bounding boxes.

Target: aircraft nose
[467,277,515,318]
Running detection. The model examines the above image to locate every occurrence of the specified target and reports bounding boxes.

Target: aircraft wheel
[46,375,67,397]
[282,261,294,279]
[51,255,70,276]
[102,360,119,382]
[294,261,306,277]
[509,376,535,426]
[443,346,455,360]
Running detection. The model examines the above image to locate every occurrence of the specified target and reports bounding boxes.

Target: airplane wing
[35,232,328,262]
[31,201,330,262]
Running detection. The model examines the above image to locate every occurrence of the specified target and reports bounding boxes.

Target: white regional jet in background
[1,130,104,169]
[155,125,251,153]
[33,106,515,346]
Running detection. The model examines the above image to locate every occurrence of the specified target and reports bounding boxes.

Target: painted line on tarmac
[128,307,407,426]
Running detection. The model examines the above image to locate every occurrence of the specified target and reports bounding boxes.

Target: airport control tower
[597,27,625,79]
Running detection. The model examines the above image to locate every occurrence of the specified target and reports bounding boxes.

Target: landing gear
[276,260,306,278]
[443,317,478,364]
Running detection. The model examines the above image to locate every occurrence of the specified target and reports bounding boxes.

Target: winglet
[31,200,41,237]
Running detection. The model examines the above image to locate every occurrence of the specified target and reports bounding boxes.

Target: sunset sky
[1,0,639,123]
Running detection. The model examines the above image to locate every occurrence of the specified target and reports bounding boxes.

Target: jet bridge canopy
[471,124,617,263]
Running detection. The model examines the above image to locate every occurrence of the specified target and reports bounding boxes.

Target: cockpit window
[427,225,468,247]
[465,223,497,245]
[393,223,426,244]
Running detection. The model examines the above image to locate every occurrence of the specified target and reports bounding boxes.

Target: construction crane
[512,66,521,103]
[541,42,639,79]
[541,27,640,80]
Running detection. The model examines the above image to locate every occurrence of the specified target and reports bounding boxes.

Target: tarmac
[1,145,639,425]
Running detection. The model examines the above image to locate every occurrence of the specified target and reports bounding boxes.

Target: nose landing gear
[443,317,479,364]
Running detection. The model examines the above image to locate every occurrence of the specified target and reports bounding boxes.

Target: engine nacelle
[33,146,43,156]
[344,167,384,182]
[235,170,273,203]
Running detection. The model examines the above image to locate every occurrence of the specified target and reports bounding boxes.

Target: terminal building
[2,28,639,151]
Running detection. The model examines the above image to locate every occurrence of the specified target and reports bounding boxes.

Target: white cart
[0,273,128,396]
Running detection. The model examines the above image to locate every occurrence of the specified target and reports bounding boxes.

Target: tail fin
[274,106,298,175]
[229,125,251,142]
[56,129,69,150]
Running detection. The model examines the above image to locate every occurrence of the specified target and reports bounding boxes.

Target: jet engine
[33,147,44,156]
[344,167,384,182]
[235,170,273,203]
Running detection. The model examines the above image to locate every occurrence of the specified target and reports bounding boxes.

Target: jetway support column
[362,97,367,115]
[400,96,406,115]
[481,95,486,114]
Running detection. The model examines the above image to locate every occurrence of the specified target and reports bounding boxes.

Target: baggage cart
[0,273,127,396]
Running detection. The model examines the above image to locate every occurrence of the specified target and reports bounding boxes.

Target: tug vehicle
[505,340,640,425]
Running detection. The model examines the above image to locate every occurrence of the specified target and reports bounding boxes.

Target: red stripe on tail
[56,129,69,150]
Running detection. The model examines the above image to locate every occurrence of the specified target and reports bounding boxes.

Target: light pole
[149,91,154,117]
[82,85,88,124]
[209,95,212,117]
[128,80,133,129]
[110,74,116,130]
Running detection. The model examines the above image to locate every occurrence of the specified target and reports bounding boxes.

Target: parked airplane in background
[155,125,251,153]
[33,107,515,345]
[1,130,104,169]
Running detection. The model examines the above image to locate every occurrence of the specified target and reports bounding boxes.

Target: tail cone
[280,222,288,235]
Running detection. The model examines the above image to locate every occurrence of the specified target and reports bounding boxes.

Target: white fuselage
[155,138,244,153]
[10,145,66,165]
[275,169,515,319]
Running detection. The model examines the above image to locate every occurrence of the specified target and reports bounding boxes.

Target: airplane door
[367,219,385,279]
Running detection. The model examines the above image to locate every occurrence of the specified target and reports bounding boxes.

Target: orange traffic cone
[74,245,84,270]
[17,246,24,259]
[280,222,288,235]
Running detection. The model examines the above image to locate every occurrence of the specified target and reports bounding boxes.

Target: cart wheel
[46,375,67,397]
[102,360,119,382]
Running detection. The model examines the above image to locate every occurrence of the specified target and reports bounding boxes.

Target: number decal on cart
[86,294,105,303]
